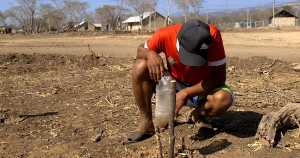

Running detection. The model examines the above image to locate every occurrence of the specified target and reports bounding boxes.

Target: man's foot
[135,119,155,133]
[189,109,216,140]
[190,109,211,128]
[127,120,155,142]
[190,127,215,141]
[127,131,155,142]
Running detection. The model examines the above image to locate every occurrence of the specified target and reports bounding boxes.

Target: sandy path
[0,30,299,63]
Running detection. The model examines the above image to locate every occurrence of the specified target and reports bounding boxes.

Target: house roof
[122,11,172,23]
[269,9,298,19]
[93,23,102,27]
[74,21,86,28]
[74,21,103,28]
[122,12,152,23]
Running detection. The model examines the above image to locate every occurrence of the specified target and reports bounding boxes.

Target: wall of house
[131,22,142,31]
[87,23,95,31]
[143,14,166,31]
[124,14,168,31]
[78,22,95,31]
[95,27,102,31]
[273,17,296,26]
[78,25,86,32]
[124,22,141,31]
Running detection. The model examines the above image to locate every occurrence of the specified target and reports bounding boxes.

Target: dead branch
[169,80,176,158]
[255,103,300,148]
[87,44,97,59]
[93,134,102,142]
[105,96,114,106]
[181,137,185,152]
[155,126,163,158]
[260,59,277,70]
[62,55,70,63]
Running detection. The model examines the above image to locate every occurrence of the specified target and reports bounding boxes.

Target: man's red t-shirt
[145,24,226,85]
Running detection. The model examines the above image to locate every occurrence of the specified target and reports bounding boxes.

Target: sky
[0,0,297,16]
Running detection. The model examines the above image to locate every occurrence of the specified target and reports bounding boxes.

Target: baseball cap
[177,19,212,67]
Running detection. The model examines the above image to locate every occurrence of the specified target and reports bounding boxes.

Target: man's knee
[132,59,148,79]
[212,90,233,116]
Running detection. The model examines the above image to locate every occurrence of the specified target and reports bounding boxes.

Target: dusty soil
[0,28,300,158]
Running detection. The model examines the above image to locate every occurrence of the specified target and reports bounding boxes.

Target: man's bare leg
[131,59,155,133]
[191,90,233,127]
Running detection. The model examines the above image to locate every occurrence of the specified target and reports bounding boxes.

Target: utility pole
[226,0,227,28]
[245,9,249,28]
[206,7,208,24]
[149,0,152,31]
[273,0,275,28]
[250,15,252,28]
[296,11,298,26]
[220,15,222,28]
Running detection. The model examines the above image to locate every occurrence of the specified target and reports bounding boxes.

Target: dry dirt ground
[0,27,300,158]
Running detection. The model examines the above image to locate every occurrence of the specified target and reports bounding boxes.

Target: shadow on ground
[176,139,232,156]
[211,111,264,138]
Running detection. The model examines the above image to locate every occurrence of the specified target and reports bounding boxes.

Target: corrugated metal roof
[74,21,103,28]
[74,21,85,28]
[93,23,102,27]
[122,12,153,23]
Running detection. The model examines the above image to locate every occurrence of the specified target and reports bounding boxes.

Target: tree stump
[255,103,300,148]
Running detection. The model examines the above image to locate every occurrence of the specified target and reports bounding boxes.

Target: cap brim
[179,45,207,67]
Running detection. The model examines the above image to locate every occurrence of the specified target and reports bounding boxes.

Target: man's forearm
[183,63,227,98]
[182,76,226,99]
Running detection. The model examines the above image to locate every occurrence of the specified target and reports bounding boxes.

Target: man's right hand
[146,51,164,82]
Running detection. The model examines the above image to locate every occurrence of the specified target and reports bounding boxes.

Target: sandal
[127,131,155,142]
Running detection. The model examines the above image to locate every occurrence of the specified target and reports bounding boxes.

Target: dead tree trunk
[164,15,169,27]
[255,103,300,148]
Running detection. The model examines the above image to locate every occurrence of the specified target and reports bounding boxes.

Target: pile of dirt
[0,53,299,157]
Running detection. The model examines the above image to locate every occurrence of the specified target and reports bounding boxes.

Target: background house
[234,20,255,28]
[74,21,95,31]
[0,27,12,34]
[73,21,102,32]
[269,10,298,26]
[122,11,172,31]
[93,23,102,31]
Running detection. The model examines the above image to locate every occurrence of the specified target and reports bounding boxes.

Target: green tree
[40,4,55,32]
[40,3,66,32]
[252,10,271,21]
[174,0,189,22]
[16,0,37,34]
[125,0,150,31]
[282,5,293,13]
[188,0,205,19]
[5,6,28,32]
[63,0,89,23]
[0,11,6,26]
[95,5,120,31]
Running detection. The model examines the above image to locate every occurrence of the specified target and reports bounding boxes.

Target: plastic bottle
[154,76,172,129]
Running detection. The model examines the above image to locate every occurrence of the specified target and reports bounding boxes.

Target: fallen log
[255,103,300,148]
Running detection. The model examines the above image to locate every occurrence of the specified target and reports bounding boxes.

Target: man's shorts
[177,82,235,108]
[154,71,235,108]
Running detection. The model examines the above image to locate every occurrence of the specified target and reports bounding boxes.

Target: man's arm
[175,63,227,117]
[136,43,165,82]
[184,63,226,97]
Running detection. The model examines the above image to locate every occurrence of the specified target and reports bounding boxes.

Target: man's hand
[175,90,188,118]
[146,51,164,82]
